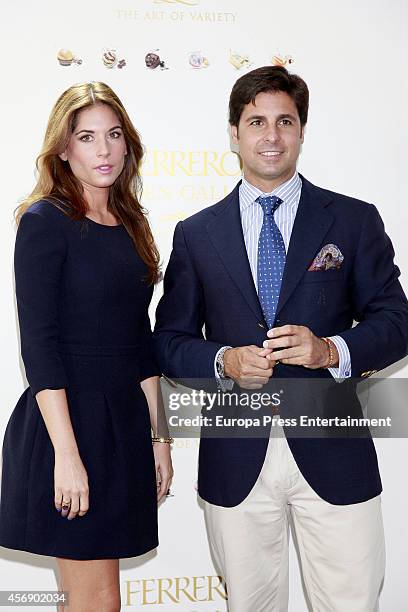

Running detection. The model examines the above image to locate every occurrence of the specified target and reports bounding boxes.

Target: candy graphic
[57,49,82,66]
[189,51,209,69]
[57,49,73,66]
[145,51,168,70]
[271,54,294,67]
[103,49,117,68]
[229,50,252,70]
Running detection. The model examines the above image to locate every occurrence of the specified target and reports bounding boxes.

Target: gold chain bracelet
[152,436,174,444]
[321,337,335,368]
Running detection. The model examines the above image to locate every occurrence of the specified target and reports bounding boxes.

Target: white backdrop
[1,0,407,609]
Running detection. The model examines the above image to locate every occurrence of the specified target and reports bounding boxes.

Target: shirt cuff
[214,345,234,390]
[327,335,351,382]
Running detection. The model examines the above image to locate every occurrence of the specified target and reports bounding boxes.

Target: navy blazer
[153,176,408,506]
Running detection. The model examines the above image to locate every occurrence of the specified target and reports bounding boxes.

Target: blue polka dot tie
[257,195,286,328]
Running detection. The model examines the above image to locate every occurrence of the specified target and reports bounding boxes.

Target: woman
[0,82,173,611]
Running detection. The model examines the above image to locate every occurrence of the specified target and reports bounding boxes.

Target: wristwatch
[215,346,232,379]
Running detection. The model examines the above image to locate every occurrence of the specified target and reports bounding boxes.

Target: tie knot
[257,195,283,216]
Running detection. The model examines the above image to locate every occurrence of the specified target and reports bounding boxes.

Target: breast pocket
[302,270,346,283]
[298,269,349,319]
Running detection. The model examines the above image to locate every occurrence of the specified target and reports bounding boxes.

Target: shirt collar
[239,171,302,214]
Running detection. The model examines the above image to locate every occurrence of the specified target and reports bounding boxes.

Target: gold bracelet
[152,436,174,444]
[321,337,335,368]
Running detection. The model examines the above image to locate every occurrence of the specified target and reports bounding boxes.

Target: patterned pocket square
[308,243,344,271]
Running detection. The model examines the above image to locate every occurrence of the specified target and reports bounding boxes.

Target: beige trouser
[203,432,385,612]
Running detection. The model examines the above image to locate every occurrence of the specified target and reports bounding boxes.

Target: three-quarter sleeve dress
[0,199,160,560]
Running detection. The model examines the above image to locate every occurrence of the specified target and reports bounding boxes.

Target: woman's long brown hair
[15,81,160,284]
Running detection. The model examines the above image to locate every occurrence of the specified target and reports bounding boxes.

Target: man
[153,66,408,611]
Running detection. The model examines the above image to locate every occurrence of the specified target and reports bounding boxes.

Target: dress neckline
[85,216,123,228]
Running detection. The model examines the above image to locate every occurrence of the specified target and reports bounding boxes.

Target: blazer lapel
[206,184,266,324]
[206,177,335,325]
[276,176,335,315]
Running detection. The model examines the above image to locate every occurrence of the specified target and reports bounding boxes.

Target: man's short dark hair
[229,65,309,128]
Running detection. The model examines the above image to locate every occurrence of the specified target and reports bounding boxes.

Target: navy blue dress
[0,200,160,560]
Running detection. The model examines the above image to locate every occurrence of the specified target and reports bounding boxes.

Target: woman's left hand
[153,443,174,501]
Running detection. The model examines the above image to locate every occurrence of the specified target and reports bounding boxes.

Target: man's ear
[230,124,239,145]
[59,151,68,162]
[300,125,305,144]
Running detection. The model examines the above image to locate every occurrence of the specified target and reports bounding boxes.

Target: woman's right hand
[54,451,89,520]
